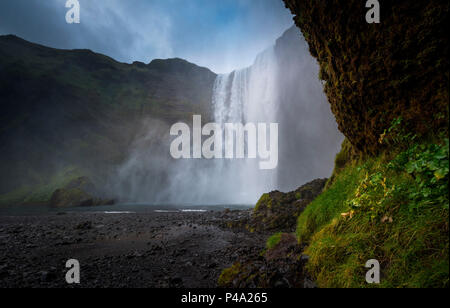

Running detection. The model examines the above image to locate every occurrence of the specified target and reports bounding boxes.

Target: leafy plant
[388,139,449,210]
[379,117,418,147]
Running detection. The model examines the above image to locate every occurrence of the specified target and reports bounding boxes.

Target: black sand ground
[0,210,268,288]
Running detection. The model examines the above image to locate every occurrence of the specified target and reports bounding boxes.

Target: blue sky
[0,0,294,73]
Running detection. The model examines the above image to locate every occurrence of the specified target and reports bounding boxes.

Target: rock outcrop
[219,179,327,287]
[50,177,114,208]
[247,179,327,232]
[283,0,449,154]
[218,233,315,288]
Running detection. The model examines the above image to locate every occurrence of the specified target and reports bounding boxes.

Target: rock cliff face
[283,0,448,153]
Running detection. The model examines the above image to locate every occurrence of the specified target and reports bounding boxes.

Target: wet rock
[170,277,183,287]
[39,270,56,282]
[75,221,92,230]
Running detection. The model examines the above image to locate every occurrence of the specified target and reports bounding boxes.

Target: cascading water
[211,46,280,203]
[112,26,343,206]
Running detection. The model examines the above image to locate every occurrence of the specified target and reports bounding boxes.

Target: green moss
[218,263,242,287]
[0,165,86,206]
[297,165,362,243]
[325,138,360,189]
[297,139,449,288]
[254,193,271,212]
[266,232,283,250]
[334,138,355,170]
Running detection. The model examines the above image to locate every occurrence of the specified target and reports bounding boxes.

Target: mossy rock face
[50,177,114,208]
[249,179,327,232]
[283,0,449,154]
[218,233,308,288]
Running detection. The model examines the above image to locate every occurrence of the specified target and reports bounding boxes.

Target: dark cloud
[0,0,294,73]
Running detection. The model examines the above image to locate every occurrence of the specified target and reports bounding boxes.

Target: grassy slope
[296,133,449,287]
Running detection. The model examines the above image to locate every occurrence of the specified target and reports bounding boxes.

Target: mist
[109,26,344,205]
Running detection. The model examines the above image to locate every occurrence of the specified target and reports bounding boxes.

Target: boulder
[50,177,115,208]
[249,179,327,232]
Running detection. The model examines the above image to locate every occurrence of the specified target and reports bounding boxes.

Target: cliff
[277,0,449,287]
[283,0,448,154]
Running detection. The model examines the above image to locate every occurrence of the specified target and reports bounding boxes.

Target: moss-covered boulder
[248,179,327,232]
[50,177,114,208]
[218,233,311,288]
[283,0,449,154]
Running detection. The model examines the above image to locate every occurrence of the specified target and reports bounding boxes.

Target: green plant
[218,263,242,287]
[266,232,283,250]
[379,117,417,147]
[388,139,449,210]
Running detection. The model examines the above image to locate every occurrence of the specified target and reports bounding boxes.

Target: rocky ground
[0,210,268,288]
[0,179,326,288]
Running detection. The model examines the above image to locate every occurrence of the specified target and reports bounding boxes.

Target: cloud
[0,0,293,73]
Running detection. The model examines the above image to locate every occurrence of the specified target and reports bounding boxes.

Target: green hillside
[0,35,216,206]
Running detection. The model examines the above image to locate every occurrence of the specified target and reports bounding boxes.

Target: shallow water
[0,203,253,216]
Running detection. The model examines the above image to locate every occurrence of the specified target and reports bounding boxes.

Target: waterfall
[112,27,343,206]
[210,46,279,203]
[213,47,278,124]
[208,29,344,203]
